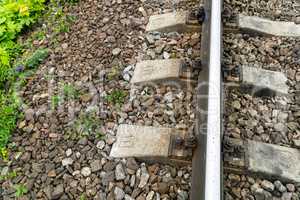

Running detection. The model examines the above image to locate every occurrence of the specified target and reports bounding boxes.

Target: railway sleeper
[146,10,202,33]
[237,14,300,37]
[240,66,289,96]
[111,125,300,183]
[110,124,194,165]
[224,137,300,183]
[131,59,198,87]
[225,65,289,96]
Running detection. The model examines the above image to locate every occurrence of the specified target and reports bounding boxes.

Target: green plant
[24,48,48,69]
[0,147,8,160]
[62,83,79,99]
[80,194,86,200]
[105,90,127,107]
[66,15,77,23]
[54,20,69,34]
[51,95,61,110]
[32,30,46,40]
[0,169,17,181]
[0,0,46,85]
[0,92,19,148]
[66,111,103,140]
[107,66,120,81]
[14,184,28,198]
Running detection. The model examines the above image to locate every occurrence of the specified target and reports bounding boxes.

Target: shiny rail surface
[191,0,222,199]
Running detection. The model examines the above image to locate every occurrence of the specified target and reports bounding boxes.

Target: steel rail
[191,0,222,199]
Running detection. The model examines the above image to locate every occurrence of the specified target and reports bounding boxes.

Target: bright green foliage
[14,184,28,197]
[0,92,18,148]
[0,0,46,42]
[0,0,46,85]
[105,90,127,107]
[0,46,10,84]
[25,48,48,68]
[0,146,8,160]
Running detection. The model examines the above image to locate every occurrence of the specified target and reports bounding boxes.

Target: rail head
[191,0,222,199]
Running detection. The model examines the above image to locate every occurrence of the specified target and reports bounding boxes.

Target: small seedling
[95,131,105,140]
[51,95,61,110]
[66,111,102,140]
[107,66,120,81]
[62,84,79,99]
[25,48,49,69]
[14,184,28,198]
[0,170,17,181]
[105,90,127,107]
[80,194,86,200]
[0,147,8,161]
[54,20,70,34]
[33,30,46,40]
[66,15,77,23]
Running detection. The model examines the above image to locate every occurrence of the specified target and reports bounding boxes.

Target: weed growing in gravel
[0,170,17,181]
[80,194,86,200]
[24,48,49,69]
[105,90,127,107]
[14,184,28,198]
[107,66,120,81]
[66,111,103,140]
[51,95,61,110]
[62,83,80,99]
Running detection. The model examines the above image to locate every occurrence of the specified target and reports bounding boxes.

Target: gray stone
[131,59,183,84]
[114,187,125,200]
[146,191,155,200]
[146,11,199,33]
[90,160,102,172]
[138,165,150,188]
[251,186,265,200]
[293,139,300,148]
[51,184,64,200]
[145,34,155,44]
[65,149,72,157]
[96,140,106,150]
[177,190,189,200]
[241,66,288,95]
[62,158,73,166]
[238,14,300,37]
[112,48,121,56]
[125,194,134,200]
[274,123,287,132]
[248,140,300,182]
[286,184,295,192]
[25,108,35,121]
[232,100,241,110]
[274,180,286,192]
[115,163,126,180]
[1,166,9,176]
[81,167,91,177]
[261,180,274,192]
[282,192,293,200]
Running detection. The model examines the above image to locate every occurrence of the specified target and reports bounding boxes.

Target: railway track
[110,0,300,199]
